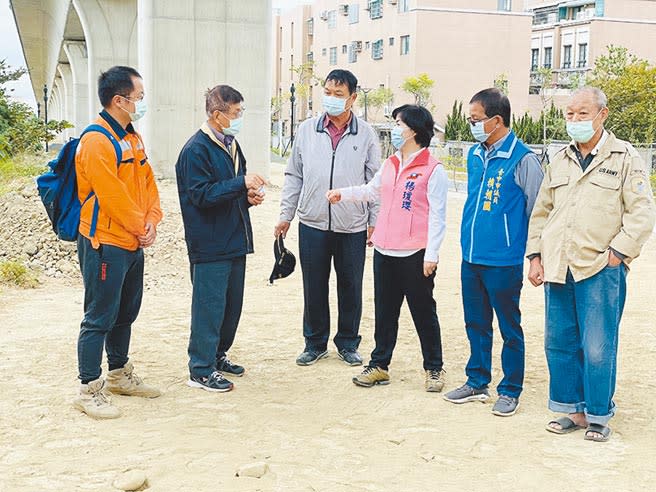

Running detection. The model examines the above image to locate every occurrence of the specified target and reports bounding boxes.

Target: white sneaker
[106,362,161,398]
[73,378,121,419]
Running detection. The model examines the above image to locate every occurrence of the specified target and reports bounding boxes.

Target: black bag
[269,235,296,284]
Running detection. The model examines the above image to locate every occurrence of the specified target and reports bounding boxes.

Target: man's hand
[326,189,342,204]
[608,250,623,267]
[423,261,438,277]
[274,220,290,238]
[139,222,157,248]
[244,173,266,190]
[528,256,544,287]
[248,189,265,206]
[367,226,375,247]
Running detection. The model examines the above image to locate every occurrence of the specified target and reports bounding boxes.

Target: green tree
[364,87,394,121]
[0,60,71,158]
[586,45,656,144]
[493,73,509,95]
[444,100,473,141]
[401,73,434,107]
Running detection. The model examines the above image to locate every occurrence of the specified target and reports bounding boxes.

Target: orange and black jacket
[75,110,163,251]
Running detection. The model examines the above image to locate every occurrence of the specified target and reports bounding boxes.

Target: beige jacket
[527,132,655,284]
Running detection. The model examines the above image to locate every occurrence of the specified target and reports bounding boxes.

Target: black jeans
[370,250,443,371]
[298,223,366,352]
[77,235,144,384]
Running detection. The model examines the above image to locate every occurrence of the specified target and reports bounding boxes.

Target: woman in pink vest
[326,104,448,392]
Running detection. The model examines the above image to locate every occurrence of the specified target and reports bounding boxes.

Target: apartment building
[272,0,533,133]
[526,0,656,112]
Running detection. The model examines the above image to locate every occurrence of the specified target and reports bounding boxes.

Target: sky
[0,1,308,110]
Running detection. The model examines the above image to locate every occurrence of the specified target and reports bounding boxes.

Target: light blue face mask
[323,95,349,116]
[121,97,147,121]
[222,115,243,136]
[391,126,408,149]
[566,110,602,143]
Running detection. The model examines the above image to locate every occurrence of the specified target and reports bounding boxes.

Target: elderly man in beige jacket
[527,87,655,442]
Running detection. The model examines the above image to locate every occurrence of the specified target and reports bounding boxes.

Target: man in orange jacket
[74,66,162,419]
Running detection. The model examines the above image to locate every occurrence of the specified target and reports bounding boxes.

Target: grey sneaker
[443,383,490,404]
[337,349,363,366]
[296,350,328,366]
[492,395,520,417]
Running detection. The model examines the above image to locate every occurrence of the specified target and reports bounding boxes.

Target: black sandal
[584,423,612,442]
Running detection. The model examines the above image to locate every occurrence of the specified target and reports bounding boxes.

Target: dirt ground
[1,164,655,492]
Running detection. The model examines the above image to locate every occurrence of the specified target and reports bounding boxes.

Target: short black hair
[205,85,244,116]
[392,104,435,148]
[469,88,511,127]
[98,66,142,108]
[324,69,358,95]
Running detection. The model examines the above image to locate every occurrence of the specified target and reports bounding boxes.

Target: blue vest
[460,131,532,266]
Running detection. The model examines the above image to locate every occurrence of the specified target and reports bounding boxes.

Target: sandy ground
[1,163,655,492]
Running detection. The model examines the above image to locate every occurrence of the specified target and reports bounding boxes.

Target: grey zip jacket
[279,113,381,232]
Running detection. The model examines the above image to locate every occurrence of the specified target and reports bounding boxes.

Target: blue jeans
[187,257,245,378]
[298,223,366,352]
[77,236,144,384]
[370,250,443,371]
[461,261,525,398]
[544,265,626,426]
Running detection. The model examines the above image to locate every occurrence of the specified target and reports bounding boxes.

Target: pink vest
[371,148,440,250]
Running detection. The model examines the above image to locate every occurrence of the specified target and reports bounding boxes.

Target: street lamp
[289,82,296,146]
[37,102,41,119]
[357,85,372,122]
[43,84,49,152]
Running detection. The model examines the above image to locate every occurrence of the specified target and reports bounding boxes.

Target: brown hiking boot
[425,369,446,393]
[106,362,161,398]
[73,378,121,419]
[352,366,390,387]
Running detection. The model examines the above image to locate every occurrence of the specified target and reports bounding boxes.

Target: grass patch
[0,153,46,196]
[0,260,40,288]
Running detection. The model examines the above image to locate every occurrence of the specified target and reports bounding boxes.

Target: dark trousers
[77,235,144,384]
[187,257,245,378]
[298,222,366,352]
[461,260,524,398]
[370,250,444,371]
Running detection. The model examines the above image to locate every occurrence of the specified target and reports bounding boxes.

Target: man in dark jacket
[176,85,265,392]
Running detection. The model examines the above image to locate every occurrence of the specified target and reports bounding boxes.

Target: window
[307,51,314,63]
[349,3,359,23]
[497,0,512,11]
[342,44,348,54]
[543,47,552,68]
[398,0,409,13]
[348,44,357,63]
[577,43,588,67]
[307,18,314,36]
[389,37,395,46]
[372,39,384,60]
[322,48,327,56]
[562,45,572,69]
[365,41,370,50]
[531,48,539,70]
[400,35,410,55]
[328,10,337,28]
[369,0,383,20]
[329,46,337,65]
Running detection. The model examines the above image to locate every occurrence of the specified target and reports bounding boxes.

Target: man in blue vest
[444,88,543,417]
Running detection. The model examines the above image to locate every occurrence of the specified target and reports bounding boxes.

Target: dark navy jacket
[175,127,254,264]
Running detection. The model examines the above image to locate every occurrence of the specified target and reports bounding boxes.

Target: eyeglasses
[218,107,245,119]
[466,116,493,125]
[120,94,144,103]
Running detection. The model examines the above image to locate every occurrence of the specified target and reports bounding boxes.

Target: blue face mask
[323,95,349,116]
[222,116,243,136]
[391,126,407,149]
[566,110,602,143]
[470,116,500,143]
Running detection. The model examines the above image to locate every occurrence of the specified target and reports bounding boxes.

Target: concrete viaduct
[10,0,273,177]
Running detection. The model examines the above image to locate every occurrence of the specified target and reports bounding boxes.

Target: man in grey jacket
[275,69,381,366]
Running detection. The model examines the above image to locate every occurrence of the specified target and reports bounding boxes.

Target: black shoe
[337,349,363,366]
[296,349,328,366]
[217,356,245,377]
[187,371,234,392]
